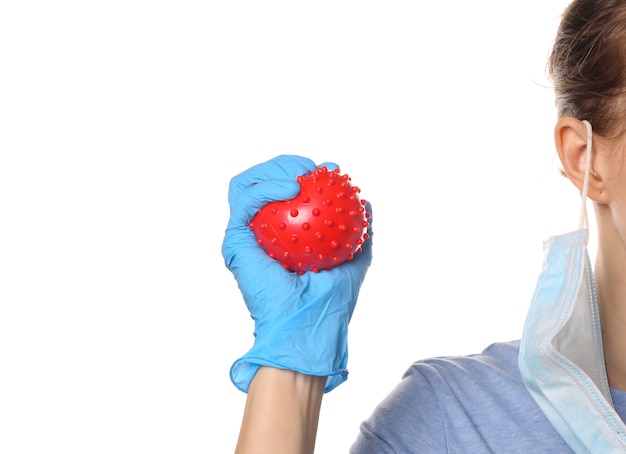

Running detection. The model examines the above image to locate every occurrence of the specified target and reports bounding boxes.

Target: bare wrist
[236,367,326,454]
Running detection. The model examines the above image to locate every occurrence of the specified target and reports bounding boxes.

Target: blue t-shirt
[351,340,626,453]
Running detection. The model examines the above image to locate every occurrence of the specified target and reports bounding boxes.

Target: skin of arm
[235,367,326,454]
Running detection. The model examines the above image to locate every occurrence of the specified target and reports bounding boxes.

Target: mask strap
[579,120,592,230]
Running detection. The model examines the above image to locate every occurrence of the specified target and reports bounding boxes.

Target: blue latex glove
[222,154,373,393]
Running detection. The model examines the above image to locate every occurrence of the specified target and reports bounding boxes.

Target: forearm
[235,367,326,454]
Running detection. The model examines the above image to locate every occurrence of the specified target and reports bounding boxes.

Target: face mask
[518,120,626,452]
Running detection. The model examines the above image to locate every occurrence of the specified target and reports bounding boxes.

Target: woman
[222,0,626,451]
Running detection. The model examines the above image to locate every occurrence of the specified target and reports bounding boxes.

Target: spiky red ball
[250,166,370,274]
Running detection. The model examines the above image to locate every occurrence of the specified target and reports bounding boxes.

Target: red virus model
[250,166,370,274]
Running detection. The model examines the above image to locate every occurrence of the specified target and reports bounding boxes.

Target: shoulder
[405,340,521,388]
[395,340,526,426]
[415,339,520,372]
[352,341,524,452]
[351,340,571,453]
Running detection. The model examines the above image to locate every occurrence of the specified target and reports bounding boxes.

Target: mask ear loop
[579,120,593,231]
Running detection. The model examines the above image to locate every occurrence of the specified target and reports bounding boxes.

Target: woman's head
[549,0,626,139]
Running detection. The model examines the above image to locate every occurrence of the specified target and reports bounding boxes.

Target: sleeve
[349,364,448,453]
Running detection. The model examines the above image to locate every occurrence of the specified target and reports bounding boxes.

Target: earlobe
[554,116,609,204]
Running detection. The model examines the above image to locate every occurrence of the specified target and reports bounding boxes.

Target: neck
[595,211,626,390]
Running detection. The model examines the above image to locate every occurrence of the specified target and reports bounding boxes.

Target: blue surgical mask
[519,120,626,452]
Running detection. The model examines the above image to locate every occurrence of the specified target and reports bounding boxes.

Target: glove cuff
[230,355,348,394]
[230,325,349,394]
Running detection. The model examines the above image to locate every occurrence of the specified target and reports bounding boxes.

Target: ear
[554,116,609,204]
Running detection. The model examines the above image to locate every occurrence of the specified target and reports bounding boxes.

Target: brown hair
[549,0,626,139]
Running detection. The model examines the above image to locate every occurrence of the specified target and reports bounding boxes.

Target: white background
[1,1,582,452]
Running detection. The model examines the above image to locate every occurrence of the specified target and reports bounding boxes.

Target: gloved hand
[222,154,373,393]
